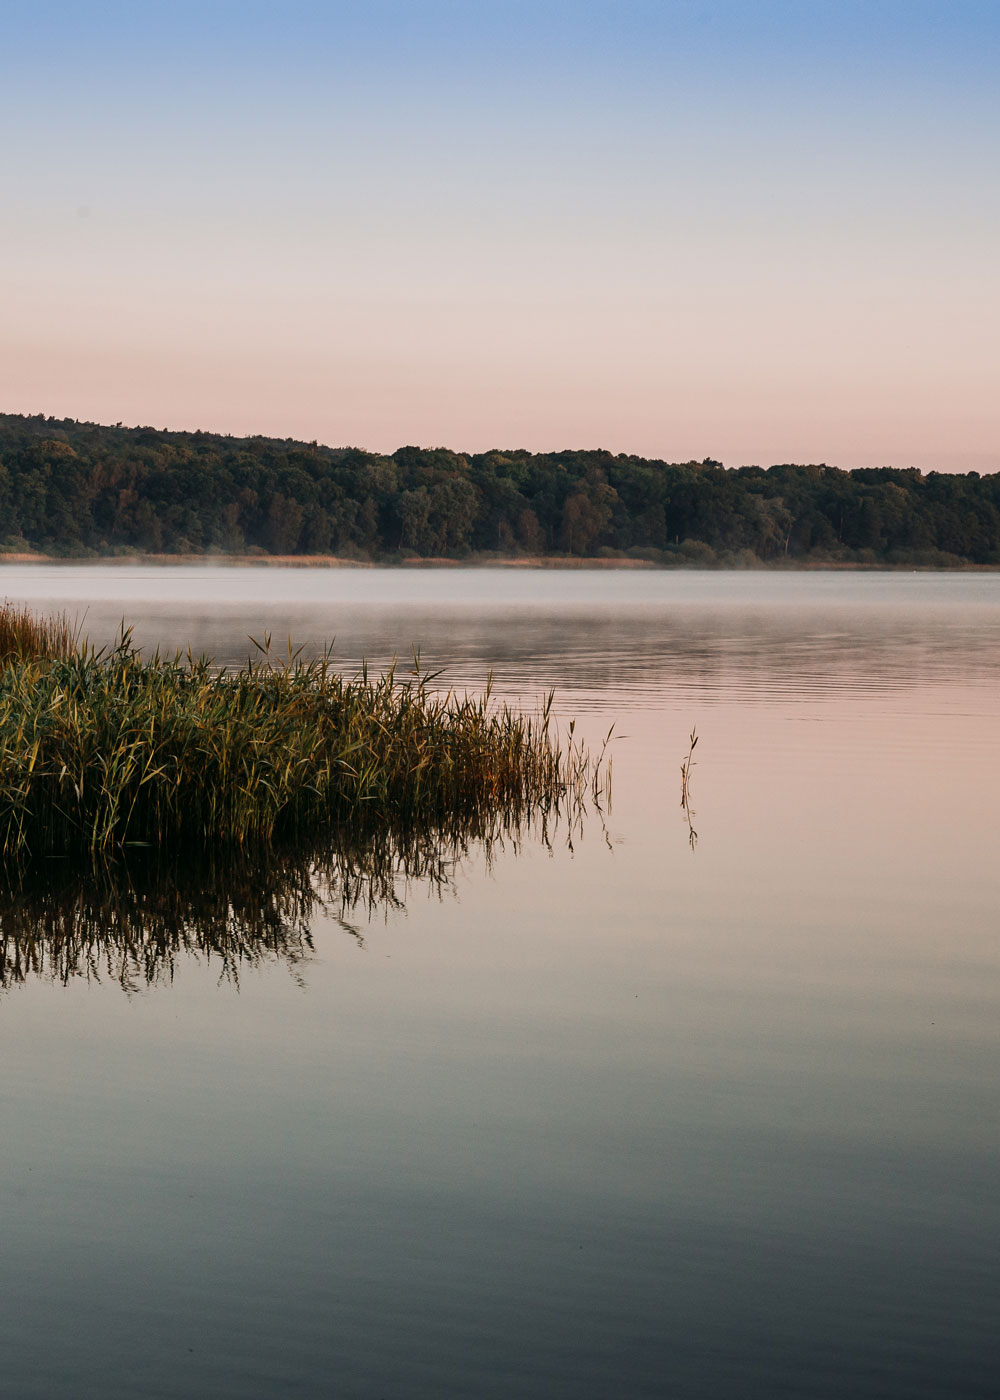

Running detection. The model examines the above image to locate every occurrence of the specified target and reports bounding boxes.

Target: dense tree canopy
[1,413,997,566]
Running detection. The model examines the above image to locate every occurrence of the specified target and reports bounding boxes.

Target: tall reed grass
[0,612,604,859]
[0,600,74,665]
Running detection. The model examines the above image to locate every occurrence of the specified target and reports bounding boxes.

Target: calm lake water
[1,567,998,1400]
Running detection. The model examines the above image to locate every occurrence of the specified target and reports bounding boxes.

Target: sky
[1,0,997,469]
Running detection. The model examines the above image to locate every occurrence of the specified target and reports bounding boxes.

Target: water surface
[1,568,997,1399]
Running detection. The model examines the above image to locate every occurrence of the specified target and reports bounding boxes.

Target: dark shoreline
[3,552,1000,572]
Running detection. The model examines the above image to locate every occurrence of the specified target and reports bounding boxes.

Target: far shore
[2,551,1000,572]
[0,551,656,569]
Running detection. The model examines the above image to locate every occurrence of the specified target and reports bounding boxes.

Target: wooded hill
[2,413,998,566]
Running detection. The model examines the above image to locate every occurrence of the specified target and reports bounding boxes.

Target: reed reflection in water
[0,802,586,994]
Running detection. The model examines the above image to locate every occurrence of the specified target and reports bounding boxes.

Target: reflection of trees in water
[0,805,583,993]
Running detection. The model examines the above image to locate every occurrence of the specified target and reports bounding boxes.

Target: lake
[1,567,998,1400]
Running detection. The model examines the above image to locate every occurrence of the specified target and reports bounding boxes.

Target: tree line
[1,412,998,566]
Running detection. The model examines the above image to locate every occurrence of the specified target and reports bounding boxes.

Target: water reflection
[0,807,576,992]
[2,571,998,1400]
[7,568,1000,712]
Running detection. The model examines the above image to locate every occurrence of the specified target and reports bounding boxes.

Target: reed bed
[0,615,604,859]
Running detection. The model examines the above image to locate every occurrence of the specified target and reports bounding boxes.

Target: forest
[1,412,999,567]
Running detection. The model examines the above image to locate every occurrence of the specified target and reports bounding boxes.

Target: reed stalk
[680,726,698,849]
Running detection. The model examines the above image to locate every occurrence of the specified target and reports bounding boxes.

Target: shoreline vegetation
[8,551,1000,572]
[0,603,607,862]
[3,413,1000,569]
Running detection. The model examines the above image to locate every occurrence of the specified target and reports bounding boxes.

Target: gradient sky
[2,1,997,468]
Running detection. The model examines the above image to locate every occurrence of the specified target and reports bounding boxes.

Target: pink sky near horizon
[2,2,997,472]
[4,279,994,471]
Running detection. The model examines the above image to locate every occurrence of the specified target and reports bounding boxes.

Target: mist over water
[1,568,998,1399]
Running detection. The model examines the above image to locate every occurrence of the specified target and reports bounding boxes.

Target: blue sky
[2,1,997,467]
